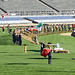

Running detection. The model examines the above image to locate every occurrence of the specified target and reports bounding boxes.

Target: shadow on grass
[8,54,26,56]
[4,63,31,65]
[27,50,40,52]
[0,35,14,45]
[4,63,40,65]
[0,52,7,53]
[28,58,61,60]
[37,70,75,73]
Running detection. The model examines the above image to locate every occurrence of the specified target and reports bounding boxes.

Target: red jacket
[3,26,5,29]
[72,25,75,28]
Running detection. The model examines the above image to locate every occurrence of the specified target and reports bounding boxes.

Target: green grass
[0,28,75,75]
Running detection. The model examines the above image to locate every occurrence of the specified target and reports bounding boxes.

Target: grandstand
[0,0,55,16]
[26,15,75,24]
[42,0,75,14]
[0,16,32,25]
[0,0,75,16]
[0,0,51,11]
[42,0,75,11]
[0,0,75,25]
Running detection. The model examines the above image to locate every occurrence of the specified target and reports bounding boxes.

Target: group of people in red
[25,26,38,33]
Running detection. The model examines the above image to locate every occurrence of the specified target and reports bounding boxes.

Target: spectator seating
[26,15,75,23]
[0,16,32,24]
[42,0,75,11]
[0,0,53,12]
[0,0,75,15]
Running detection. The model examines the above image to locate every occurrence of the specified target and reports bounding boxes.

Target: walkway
[21,33,35,44]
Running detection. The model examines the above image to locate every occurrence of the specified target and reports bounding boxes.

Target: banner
[36,22,44,28]
[36,22,44,31]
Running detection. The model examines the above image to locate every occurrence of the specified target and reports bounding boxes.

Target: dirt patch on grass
[60,33,72,36]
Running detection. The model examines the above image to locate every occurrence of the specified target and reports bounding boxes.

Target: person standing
[47,25,49,32]
[72,24,75,31]
[64,24,67,31]
[34,35,38,44]
[12,31,16,44]
[59,24,61,32]
[68,24,71,31]
[19,33,22,45]
[40,41,45,55]
[53,25,55,32]
[61,24,64,31]
[9,28,12,34]
[2,25,5,33]
[56,25,58,32]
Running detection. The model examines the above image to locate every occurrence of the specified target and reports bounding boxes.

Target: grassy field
[0,28,75,75]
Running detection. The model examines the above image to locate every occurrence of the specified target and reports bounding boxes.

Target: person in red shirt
[2,25,5,33]
[56,25,58,32]
[72,24,75,30]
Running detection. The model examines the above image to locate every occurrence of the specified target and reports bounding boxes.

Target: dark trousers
[48,50,52,64]
[3,29,4,32]
[19,40,22,45]
[13,39,16,44]
[41,47,43,55]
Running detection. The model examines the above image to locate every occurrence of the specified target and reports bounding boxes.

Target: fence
[7,10,75,16]
[0,10,75,16]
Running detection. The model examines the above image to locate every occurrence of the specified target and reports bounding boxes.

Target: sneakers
[72,58,75,60]
[3,32,5,33]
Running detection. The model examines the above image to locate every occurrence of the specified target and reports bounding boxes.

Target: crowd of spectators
[44,24,75,33]
[11,24,75,44]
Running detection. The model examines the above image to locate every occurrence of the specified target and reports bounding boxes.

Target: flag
[36,22,44,31]
[36,22,44,28]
